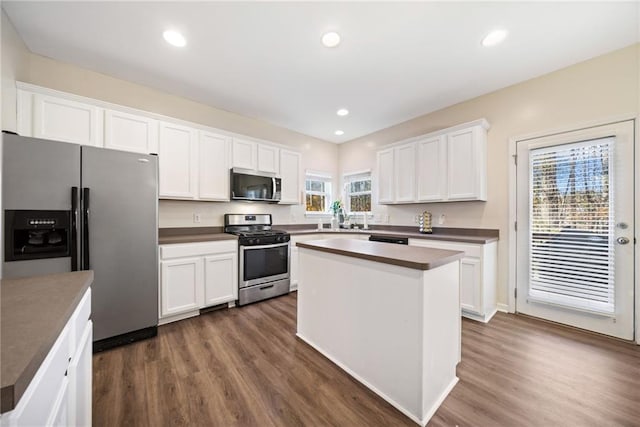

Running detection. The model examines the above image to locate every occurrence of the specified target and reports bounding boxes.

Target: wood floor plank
[93,293,640,426]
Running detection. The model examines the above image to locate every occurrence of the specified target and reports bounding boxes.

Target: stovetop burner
[224,214,289,246]
[233,229,288,238]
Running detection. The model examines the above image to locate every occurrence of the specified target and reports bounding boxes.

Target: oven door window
[244,244,288,281]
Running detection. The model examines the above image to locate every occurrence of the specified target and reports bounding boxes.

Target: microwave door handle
[272,177,276,199]
[70,186,79,271]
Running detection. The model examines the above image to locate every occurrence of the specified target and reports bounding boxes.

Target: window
[344,171,371,213]
[305,172,332,213]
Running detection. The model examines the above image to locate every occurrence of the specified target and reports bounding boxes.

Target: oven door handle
[240,242,290,251]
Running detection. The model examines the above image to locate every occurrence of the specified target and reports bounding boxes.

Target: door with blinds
[516,121,634,340]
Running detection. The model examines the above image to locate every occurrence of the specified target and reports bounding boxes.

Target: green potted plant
[330,200,344,229]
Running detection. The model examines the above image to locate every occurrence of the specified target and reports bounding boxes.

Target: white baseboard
[462,307,497,323]
[158,310,199,325]
[497,303,509,313]
[420,377,459,427]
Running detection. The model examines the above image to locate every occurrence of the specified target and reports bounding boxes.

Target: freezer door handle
[82,187,90,270]
[71,186,79,271]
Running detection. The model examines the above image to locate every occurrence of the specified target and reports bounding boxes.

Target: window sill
[304,212,333,218]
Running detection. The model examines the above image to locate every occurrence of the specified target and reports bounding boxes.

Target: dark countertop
[157,225,498,245]
[286,228,497,244]
[1,271,94,413]
[158,226,238,245]
[297,239,464,271]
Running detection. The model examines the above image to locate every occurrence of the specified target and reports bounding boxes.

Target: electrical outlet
[438,214,445,225]
[193,213,201,223]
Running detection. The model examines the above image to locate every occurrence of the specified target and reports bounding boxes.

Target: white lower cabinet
[1,289,92,427]
[159,240,238,324]
[160,257,204,318]
[409,239,497,322]
[204,253,238,306]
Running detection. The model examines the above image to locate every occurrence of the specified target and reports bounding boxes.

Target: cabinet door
[104,109,159,154]
[204,253,238,306]
[279,149,301,204]
[377,148,394,204]
[232,138,256,170]
[160,257,204,317]
[447,128,482,200]
[417,136,446,201]
[459,257,482,315]
[46,377,69,427]
[67,320,92,427]
[394,143,416,203]
[199,131,230,201]
[257,144,279,174]
[32,94,102,146]
[158,121,197,199]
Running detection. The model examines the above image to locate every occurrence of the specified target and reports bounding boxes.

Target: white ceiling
[3,2,639,143]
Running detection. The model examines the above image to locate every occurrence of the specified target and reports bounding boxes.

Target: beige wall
[1,10,29,132]
[339,43,640,308]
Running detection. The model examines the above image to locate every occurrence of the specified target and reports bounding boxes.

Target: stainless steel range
[224,214,290,306]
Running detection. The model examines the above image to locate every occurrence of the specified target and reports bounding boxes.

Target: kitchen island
[296,239,464,426]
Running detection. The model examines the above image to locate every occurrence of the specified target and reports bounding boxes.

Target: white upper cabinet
[377,119,489,204]
[447,126,487,201]
[279,149,301,204]
[16,83,302,204]
[394,143,416,203]
[257,144,280,174]
[158,121,197,199]
[31,94,102,146]
[198,131,230,201]
[232,138,283,175]
[232,138,257,170]
[104,109,158,154]
[417,136,446,201]
[377,148,395,204]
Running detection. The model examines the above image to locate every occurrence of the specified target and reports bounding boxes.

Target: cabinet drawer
[160,240,237,259]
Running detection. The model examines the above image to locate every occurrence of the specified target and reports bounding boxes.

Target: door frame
[507,113,639,344]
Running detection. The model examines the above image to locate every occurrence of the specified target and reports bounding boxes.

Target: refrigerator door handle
[71,186,79,271]
[82,187,90,270]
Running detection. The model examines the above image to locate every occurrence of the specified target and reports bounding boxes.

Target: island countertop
[296,238,464,271]
[1,271,93,413]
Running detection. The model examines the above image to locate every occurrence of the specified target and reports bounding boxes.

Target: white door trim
[507,113,638,344]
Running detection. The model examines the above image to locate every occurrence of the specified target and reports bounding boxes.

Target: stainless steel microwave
[230,169,281,202]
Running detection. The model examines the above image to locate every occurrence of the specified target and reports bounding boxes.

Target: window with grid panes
[305,173,332,213]
[344,172,371,213]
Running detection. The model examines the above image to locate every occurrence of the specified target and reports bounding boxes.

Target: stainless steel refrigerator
[2,133,158,351]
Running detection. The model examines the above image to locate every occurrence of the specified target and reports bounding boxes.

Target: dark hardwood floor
[93,293,640,426]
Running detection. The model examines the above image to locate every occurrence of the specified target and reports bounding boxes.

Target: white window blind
[528,137,615,314]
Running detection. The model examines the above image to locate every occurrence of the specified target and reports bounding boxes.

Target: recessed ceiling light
[336,108,349,116]
[163,30,187,47]
[481,29,507,47]
[322,32,341,48]
[335,130,344,136]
